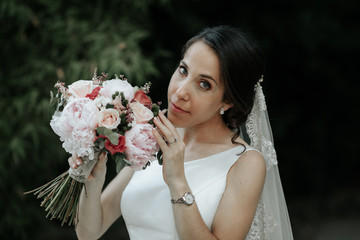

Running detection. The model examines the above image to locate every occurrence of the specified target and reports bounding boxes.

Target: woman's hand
[68,152,108,186]
[152,111,186,188]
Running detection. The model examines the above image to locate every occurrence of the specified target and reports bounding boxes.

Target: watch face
[184,192,194,205]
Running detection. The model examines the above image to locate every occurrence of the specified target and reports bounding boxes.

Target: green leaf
[49,96,59,107]
[120,92,128,105]
[152,104,160,117]
[142,161,151,170]
[108,132,119,145]
[114,153,127,173]
[106,104,115,109]
[116,160,126,173]
[96,126,112,136]
[99,139,105,149]
[96,127,119,145]
[157,149,163,165]
[112,91,120,100]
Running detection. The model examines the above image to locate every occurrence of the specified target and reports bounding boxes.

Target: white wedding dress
[121,145,285,240]
[121,81,294,240]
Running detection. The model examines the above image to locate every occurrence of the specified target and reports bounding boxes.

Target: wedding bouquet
[26,71,161,226]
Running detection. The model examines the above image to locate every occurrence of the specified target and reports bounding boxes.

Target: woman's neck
[181,118,233,146]
[177,118,236,162]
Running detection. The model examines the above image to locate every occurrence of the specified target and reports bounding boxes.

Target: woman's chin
[167,112,183,128]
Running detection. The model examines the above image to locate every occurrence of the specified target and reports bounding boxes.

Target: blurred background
[1,0,359,239]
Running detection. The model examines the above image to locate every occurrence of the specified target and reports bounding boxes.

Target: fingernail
[76,159,81,165]
[72,163,76,168]
[162,109,168,114]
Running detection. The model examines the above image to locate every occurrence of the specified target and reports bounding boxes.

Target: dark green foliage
[0,0,169,239]
[114,153,128,173]
[157,149,163,166]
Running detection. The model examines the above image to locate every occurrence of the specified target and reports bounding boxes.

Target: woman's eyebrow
[180,60,218,86]
[181,60,189,69]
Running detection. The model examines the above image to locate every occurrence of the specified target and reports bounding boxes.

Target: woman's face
[167,41,231,128]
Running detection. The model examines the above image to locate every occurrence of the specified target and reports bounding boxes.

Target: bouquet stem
[25,171,83,226]
[24,148,101,226]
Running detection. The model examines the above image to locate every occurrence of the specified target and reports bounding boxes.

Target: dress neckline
[184,144,246,165]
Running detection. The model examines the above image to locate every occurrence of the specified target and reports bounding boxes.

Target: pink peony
[50,112,73,140]
[125,124,159,171]
[50,98,99,159]
[68,80,95,98]
[129,102,154,124]
[97,108,121,129]
[62,98,99,130]
[62,128,97,159]
[99,79,134,102]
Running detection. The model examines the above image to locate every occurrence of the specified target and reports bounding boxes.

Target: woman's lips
[170,102,190,114]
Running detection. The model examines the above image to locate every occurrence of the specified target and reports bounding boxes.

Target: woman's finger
[154,117,172,140]
[154,122,177,145]
[152,127,169,150]
[158,111,177,133]
[154,114,178,144]
[68,155,82,169]
[97,152,108,167]
[68,157,77,169]
[74,155,82,165]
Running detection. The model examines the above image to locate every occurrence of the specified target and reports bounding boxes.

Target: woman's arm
[212,150,266,239]
[169,151,265,240]
[69,153,134,240]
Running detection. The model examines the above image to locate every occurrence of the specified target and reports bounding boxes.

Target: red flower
[86,86,102,100]
[133,90,152,108]
[110,136,127,155]
[95,134,127,155]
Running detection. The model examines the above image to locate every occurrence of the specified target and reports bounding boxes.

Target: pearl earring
[220,107,225,115]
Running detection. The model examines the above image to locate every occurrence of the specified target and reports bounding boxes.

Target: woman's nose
[175,78,191,101]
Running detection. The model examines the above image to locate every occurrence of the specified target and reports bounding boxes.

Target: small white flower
[93,95,112,109]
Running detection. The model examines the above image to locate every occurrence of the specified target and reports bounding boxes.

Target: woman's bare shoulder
[228,146,266,185]
[232,136,265,169]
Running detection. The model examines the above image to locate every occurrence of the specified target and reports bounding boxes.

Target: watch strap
[170,192,194,205]
[171,198,184,204]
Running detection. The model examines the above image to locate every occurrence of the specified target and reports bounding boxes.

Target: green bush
[0,0,169,239]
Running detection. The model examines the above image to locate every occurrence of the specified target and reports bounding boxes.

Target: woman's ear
[222,102,233,112]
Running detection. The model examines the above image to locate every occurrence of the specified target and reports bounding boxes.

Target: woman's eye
[178,66,188,76]
[199,81,211,90]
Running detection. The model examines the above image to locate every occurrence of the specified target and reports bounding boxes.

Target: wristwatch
[171,192,195,206]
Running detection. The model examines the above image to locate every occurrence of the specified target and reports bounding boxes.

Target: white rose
[97,108,121,129]
[129,102,154,124]
[99,79,134,102]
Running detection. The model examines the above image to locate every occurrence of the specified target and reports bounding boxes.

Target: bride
[69,25,293,240]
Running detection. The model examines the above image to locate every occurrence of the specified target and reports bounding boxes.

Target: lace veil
[243,79,294,240]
